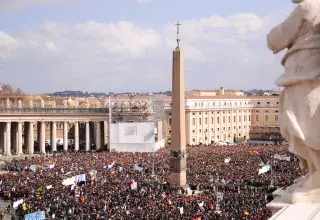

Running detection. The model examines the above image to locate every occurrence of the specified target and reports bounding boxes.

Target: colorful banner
[24,211,45,220]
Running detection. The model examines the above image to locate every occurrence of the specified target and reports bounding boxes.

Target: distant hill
[46,90,172,98]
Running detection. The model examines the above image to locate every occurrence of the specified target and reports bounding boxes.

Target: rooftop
[186,95,251,100]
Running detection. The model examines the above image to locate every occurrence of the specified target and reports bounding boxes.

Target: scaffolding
[148,94,167,122]
[110,94,165,123]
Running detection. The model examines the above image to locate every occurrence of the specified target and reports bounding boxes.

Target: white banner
[274,154,291,162]
[179,207,184,215]
[134,164,143,172]
[13,199,24,208]
[75,174,86,183]
[62,177,76,186]
[131,180,137,190]
[217,192,223,200]
[107,162,115,169]
[259,165,271,175]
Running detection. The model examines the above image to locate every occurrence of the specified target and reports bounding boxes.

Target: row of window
[192,110,251,115]
[192,125,247,133]
[192,101,250,107]
[191,134,247,143]
[255,115,279,122]
[255,101,279,105]
[255,110,279,113]
[191,115,251,126]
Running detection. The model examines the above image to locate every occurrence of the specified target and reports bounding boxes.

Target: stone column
[51,122,57,152]
[74,122,79,151]
[11,123,18,154]
[28,122,34,155]
[6,122,11,156]
[101,121,106,149]
[18,122,23,155]
[37,122,41,147]
[3,125,6,155]
[63,122,68,151]
[95,121,101,150]
[85,122,90,151]
[39,122,46,154]
[24,122,29,153]
[170,43,187,187]
[0,123,5,155]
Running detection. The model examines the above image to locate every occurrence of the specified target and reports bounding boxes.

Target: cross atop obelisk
[175,21,181,47]
[170,21,187,188]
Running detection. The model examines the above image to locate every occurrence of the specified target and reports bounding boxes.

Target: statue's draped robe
[267,0,320,157]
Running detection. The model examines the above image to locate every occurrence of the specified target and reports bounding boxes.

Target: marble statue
[29,100,33,108]
[63,100,68,108]
[52,101,56,108]
[5,99,10,108]
[85,98,90,108]
[96,100,101,108]
[267,0,320,203]
[17,100,22,109]
[40,100,45,108]
[75,100,79,108]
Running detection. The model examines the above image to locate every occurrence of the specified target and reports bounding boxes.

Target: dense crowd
[0,145,305,219]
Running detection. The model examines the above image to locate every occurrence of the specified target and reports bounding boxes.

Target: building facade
[184,96,253,145]
[250,95,282,142]
[165,90,282,145]
[166,89,253,145]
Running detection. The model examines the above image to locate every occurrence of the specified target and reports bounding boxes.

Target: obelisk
[170,22,187,188]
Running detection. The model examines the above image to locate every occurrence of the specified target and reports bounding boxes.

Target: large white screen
[110,122,155,144]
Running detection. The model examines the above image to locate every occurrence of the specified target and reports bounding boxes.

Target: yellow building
[250,95,281,141]
[166,89,253,145]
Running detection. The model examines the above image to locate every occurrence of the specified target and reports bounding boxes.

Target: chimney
[220,87,225,95]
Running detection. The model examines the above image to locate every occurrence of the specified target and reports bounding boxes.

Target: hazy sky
[0,0,294,93]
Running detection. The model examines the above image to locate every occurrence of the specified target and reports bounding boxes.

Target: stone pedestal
[267,176,320,218]
[266,188,291,216]
[268,204,320,220]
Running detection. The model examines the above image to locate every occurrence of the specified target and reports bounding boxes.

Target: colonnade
[0,121,107,156]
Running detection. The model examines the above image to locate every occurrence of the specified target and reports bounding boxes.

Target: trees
[15,88,24,94]
[0,84,24,94]
[1,84,13,93]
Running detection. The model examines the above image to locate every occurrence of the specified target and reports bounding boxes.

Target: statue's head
[292,0,304,3]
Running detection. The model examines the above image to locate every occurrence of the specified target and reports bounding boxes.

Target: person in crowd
[0,144,304,219]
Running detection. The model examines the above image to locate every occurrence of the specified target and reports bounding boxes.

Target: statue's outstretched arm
[267,6,303,54]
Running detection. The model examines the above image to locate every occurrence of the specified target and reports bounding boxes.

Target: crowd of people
[0,145,305,219]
